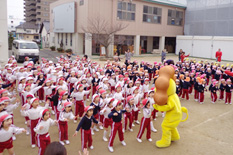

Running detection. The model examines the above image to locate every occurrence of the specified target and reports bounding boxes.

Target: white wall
[0,0,9,63]
[176,35,233,61]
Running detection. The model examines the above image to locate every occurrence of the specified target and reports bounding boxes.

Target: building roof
[15,22,39,30]
[143,0,187,8]
[39,21,50,33]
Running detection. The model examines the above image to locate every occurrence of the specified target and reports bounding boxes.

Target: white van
[12,40,40,62]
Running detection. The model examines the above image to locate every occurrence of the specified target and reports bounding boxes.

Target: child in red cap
[21,97,49,148]
[0,114,26,154]
[58,102,76,145]
[136,99,153,143]
[73,106,100,151]
[34,109,57,155]
[108,100,126,153]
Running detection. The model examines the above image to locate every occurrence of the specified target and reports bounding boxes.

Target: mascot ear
[154,66,175,105]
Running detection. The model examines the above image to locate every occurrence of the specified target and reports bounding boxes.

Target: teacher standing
[125,49,134,66]
[215,48,222,62]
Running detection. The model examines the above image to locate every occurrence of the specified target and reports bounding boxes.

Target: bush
[57,48,64,52]
[50,46,56,51]
[65,49,72,53]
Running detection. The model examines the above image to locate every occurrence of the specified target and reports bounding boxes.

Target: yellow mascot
[153,66,188,148]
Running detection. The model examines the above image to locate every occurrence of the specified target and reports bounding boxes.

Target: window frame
[117,1,136,21]
[167,9,183,26]
[142,5,162,24]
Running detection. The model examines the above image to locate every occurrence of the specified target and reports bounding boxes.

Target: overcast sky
[7,0,24,22]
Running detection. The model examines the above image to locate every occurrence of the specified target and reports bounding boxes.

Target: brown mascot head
[154,66,176,105]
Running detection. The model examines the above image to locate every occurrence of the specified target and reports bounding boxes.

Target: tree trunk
[105,46,110,58]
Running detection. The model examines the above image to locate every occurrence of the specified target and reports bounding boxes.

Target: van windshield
[19,43,38,49]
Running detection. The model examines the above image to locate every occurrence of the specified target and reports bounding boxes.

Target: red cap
[96,85,102,90]
[0,97,10,104]
[84,106,94,113]
[126,96,134,103]
[30,98,39,104]
[76,84,83,90]
[142,99,148,107]
[115,84,122,89]
[99,89,106,95]
[59,90,68,97]
[0,89,8,95]
[0,114,12,126]
[26,94,34,98]
[92,94,100,102]
[119,75,124,78]
[63,102,72,108]
[41,109,49,118]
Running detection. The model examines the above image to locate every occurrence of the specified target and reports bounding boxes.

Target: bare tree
[82,17,128,58]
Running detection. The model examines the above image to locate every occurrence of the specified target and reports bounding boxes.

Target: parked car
[12,40,40,62]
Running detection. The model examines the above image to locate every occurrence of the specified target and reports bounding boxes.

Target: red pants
[199,92,204,103]
[58,121,68,141]
[30,118,39,145]
[194,89,199,99]
[94,113,99,120]
[111,86,115,93]
[36,133,50,155]
[151,109,157,119]
[38,88,44,101]
[189,84,194,94]
[178,89,182,97]
[211,93,217,102]
[20,93,25,106]
[75,100,84,119]
[182,89,189,100]
[81,129,92,150]
[132,110,139,121]
[68,83,74,94]
[124,112,133,130]
[225,92,232,104]
[99,114,104,124]
[109,122,124,147]
[149,73,152,81]
[92,86,97,95]
[219,90,224,100]
[207,78,209,85]
[0,138,13,153]
[137,117,151,139]
[104,118,113,128]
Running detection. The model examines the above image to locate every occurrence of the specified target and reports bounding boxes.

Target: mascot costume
[153,65,188,148]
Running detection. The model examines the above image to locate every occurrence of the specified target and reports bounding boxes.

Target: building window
[80,0,84,6]
[44,13,48,17]
[70,34,72,46]
[167,9,183,26]
[143,5,162,24]
[117,1,135,21]
[65,33,68,46]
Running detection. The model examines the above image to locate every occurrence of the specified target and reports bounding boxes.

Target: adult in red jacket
[215,49,222,62]
[180,52,189,63]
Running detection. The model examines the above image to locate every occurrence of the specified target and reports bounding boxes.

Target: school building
[49,0,186,56]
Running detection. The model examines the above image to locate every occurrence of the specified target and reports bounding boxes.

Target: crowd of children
[0,54,232,154]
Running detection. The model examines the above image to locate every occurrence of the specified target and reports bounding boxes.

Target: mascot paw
[156,140,171,148]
